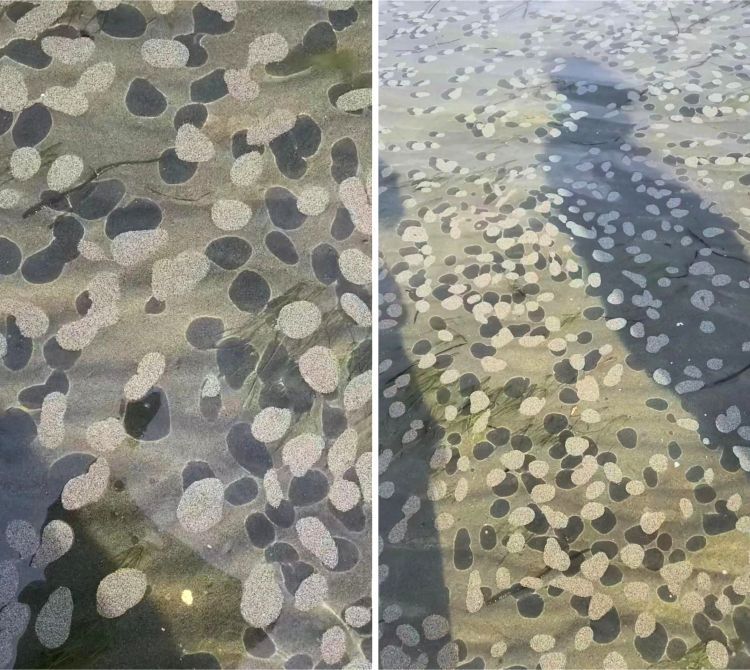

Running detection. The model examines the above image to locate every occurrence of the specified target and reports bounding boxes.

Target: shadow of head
[542,55,641,144]
[539,54,750,475]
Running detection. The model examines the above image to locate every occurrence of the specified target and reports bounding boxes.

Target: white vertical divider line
[370,0,380,667]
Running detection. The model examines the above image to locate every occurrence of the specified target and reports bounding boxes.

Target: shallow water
[379,1,750,668]
[0,2,372,668]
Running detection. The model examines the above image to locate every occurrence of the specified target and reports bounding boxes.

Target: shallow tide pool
[379,1,750,668]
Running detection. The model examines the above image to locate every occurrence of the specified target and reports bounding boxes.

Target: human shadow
[542,56,750,490]
[378,160,452,669]
[0,405,237,669]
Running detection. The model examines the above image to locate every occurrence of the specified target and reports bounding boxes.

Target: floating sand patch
[86,418,126,453]
[423,614,449,641]
[141,39,189,68]
[329,478,361,512]
[660,560,692,595]
[320,626,347,664]
[246,32,288,65]
[202,0,238,21]
[345,605,371,628]
[297,186,330,216]
[111,229,168,267]
[39,392,66,449]
[32,520,73,569]
[328,428,358,476]
[519,396,545,416]
[151,251,209,300]
[565,436,588,456]
[294,573,327,611]
[35,587,73,649]
[603,651,627,670]
[588,592,613,620]
[151,0,175,14]
[0,601,29,637]
[245,109,296,145]
[0,66,27,111]
[469,390,489,414]
[282,433,324,476]
[175,124,214,162]
[78,239,109,261]
[96,568,148,618]
[224,33,289,102]
[336,88,371,113]
[0,300,49,338]
[10,148,41,181]
[0,189,20,209]
[296,516,338,568]
[356,452,371,502]
[47,154,85,191]
[211,199,251,230]
[263,470,283,508]
[251,406,291,443]
[464,570,484,616]
[123,352,166,401]
[0,561,18,609]
[277,301,322,339]
[338,248,371,285]
[634,612,656,638]
[5,520,39,560]
[640,510,666,534]
[240,563,283,628]
[707,640,729,669]
[56,272,120,350]
[61,457,110,510]
[531,634,555,653]
[543,538,570,572]
[78,62,117,93]
[230,152,264,187]
[177,478,224,533]
[343,371,371,411]
[224,69,260,102]
[298,345,339,393]
[581,552,608,581]
[14,1,67,38]
[573,627,593,652]
[41,36,95,64]
[340,292,371,326]
[43,85,89,116]
[44,62,116,116]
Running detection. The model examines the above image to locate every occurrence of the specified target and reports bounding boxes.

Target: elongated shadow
[543,56,750,484]
[378,161,451,668]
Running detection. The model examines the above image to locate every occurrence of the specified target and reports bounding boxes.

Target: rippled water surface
[0,1,372,668]
[379,1,750,668]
